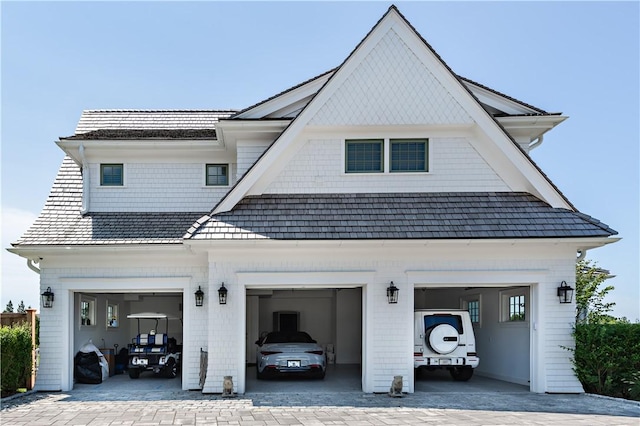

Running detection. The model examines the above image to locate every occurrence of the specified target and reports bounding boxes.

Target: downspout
[577,250,586,261]
[529,135,544,150]
[79,144,89,214]
[27,258,41,274]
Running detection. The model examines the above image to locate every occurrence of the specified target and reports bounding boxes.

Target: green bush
[571,323,640,400]
[0,323,33,397]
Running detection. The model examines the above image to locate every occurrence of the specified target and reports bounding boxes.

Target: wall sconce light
[194,286,204,307]
[218,283,228,305]
[387,281,399,304]
[41,287,55,308]
[557,281,574,304]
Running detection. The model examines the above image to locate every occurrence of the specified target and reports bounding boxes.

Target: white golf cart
[127,312,181,379]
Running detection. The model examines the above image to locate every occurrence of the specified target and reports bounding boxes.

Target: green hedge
[0,323,33,396]
[572,323,640,400]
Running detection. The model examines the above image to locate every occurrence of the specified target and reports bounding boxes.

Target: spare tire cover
[428,324,459,354]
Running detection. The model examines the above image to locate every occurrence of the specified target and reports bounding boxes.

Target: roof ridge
[82,109,238,113]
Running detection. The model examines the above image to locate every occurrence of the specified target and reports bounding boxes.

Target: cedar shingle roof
[186,193,617,241]
[61,129,218,140]
[74,110,236,134]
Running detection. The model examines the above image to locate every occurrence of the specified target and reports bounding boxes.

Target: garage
[72,291,184,389]
[244,287,362,392]
[414,285,531,389]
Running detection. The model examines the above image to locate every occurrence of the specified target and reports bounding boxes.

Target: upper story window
[345,140,383,173]
[390,139,428,172]
[100,164,123,186]
[206,164,229,186]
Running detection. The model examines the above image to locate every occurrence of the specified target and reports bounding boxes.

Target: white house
[9,5,617,394]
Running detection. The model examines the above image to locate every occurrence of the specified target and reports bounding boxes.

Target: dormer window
[100,164,123,186]
[206,164,229,186]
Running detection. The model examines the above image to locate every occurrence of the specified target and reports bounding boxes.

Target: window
[80,295,96,326]
[460,294,481,326]
[500,288,528,322]
[100,164,123,186]
[509,295,526,321]
[106,301,119,328]
[206,164,229,186]
[390,139,428,172]
[345,140,383,173]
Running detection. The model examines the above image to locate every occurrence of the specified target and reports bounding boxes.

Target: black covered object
[74,351,102,384]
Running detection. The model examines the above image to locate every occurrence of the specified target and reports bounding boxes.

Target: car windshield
[263,331,314,344]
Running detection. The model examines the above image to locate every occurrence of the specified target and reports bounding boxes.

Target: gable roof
[186,192,617,241]
[209,5,573,216]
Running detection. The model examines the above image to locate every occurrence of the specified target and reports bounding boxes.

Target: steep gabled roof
[209,5,573,216]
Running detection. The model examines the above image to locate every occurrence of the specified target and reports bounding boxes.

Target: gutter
[79,144,89,214]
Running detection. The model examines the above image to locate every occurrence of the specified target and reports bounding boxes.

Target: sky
[1,1,638,320]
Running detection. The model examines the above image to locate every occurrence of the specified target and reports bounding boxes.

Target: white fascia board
[56,139,225,164]
[497,115,568,141]
[234,73,333,119]
[465,81,542,115]
[7,244,189,260]
[185,236,619,254]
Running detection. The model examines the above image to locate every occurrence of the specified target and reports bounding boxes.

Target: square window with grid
[206,164,229,186]
[100,164,123,186]
[509,295,526,321]
[345,140,383,173]
[390,139,428,172]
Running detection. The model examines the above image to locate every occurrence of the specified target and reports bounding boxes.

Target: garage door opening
[72,291,183,390]
[245,287,362,392]
[414,286,531,389]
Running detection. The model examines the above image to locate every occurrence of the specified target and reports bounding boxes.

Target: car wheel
[315,370,326,380]
[449,367,473,381]
[164,358,178,378]
[128,368,141,379]
[256,366,266,380]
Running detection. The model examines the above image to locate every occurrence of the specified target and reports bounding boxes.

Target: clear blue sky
[2,1,638,320]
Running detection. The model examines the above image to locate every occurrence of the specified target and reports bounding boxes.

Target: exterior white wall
[87,162,235,212]
[237,141,270,180]
[198,241,583,394]
[34,251,209,392]
[265,137,508,194]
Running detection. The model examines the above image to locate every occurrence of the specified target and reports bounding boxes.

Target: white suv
[414,309,479,381]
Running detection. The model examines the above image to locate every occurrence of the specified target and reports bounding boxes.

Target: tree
[575,259,616,324]
[16,301,26,314]
[3,300,14,313]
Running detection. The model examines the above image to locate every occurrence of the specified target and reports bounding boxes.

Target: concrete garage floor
[73,364,527,394]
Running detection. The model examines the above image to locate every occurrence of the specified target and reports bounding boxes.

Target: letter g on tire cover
[428,324,459,354]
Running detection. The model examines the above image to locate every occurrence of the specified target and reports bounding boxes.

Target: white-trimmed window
[106,301,119,328]
[206,164,229,186]
[390,139,428,172]
[80,295,96,327]
[500,288,528,322]
[345,138,429,173]
[460,294,481,326]
[345,139,383,173]
[100,164,124,186]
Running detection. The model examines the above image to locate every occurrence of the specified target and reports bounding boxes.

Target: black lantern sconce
[557,281,574,304]
[41,287,55,308]
[194,286,204,307]
[218,283,228,305]
[386,281,399,304]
